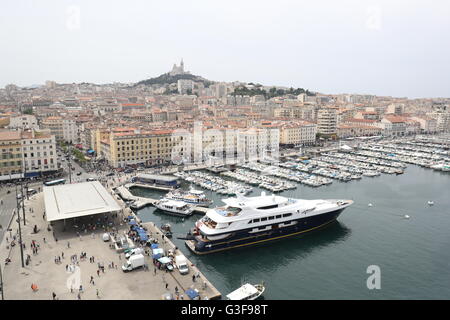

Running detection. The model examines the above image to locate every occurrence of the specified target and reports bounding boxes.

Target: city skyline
[1,1,450,99]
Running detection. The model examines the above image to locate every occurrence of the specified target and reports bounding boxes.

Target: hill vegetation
[135,73,213,88]
[231,86,315,98]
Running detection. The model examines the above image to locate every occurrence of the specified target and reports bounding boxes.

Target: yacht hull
[186,208,345,254]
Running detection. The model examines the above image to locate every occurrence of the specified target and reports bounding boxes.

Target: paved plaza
[0,189,220,300]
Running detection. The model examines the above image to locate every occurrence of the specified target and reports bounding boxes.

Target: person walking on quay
[67,241,70,249]
[192,274,196,282]
[77,293,81,300]
[90,276,94,284]
[96,289,100,298]
[165,283,168,289]
[97,269,100,277]
[52,292,56,300]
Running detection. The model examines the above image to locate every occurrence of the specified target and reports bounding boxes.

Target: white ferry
[165,188,213,207]
[185,192,353,254]
[154,199,195,217]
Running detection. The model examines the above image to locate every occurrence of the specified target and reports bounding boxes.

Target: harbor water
[130,164,450,299]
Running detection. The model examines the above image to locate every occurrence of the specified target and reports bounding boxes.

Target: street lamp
[14,184,25,268]
[0,262,4,300]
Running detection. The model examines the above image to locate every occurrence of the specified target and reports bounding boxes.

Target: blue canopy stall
[152,248,164,259]
[185,288,199,300]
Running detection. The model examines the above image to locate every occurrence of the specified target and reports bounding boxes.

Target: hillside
[134,73,214,87]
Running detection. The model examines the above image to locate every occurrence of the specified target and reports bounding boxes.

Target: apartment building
[278,121,317,146]
[380,116,407,136]
[337,125,382,138]
[0,131,23,176]
[8,114,39,130]
[104,128,181,167]
[40,116,63,140]
[238,127,280,162]
[411,116,437,133]
[40,116,80,144]
[0,129,58,177]
[317,108,337,135]
[21,130,58,176]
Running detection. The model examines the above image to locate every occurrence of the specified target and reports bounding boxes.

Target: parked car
[76,172,82,176]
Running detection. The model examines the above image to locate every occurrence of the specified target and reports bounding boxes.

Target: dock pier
[115,185,208,214]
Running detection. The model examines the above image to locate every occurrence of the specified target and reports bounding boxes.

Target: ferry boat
[154,199,195,217]
[226,283,265,300]
[165,188,213,207]
[185,192,353,254]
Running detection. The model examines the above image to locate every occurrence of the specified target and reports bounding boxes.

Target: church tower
[180,58,184,73]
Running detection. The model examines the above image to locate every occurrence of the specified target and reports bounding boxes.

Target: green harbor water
[130,165,450,299]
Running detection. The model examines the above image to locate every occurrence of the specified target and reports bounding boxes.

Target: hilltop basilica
[169,59,190,76]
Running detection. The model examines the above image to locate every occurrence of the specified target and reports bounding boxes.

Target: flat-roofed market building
[131,173,179,188]
[43,181,121,222]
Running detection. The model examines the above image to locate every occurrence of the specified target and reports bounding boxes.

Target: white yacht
[154,199,195,216]
[185,192,353,254]
[165,188,213,207]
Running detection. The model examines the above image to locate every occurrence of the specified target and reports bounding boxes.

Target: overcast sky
[1,0,449,98]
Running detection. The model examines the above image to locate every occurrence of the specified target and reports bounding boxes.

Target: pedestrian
[79,285,83,293]
[43,237,46,243]
[96,289,100,298]
[165,283,168,289]
[77,293,81,300]
[52,292,56,300]
[62,252,64,259]
[97,269,100,277]
[67,241,70,248]
[192,274,196,282]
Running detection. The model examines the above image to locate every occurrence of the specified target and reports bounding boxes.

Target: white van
[122,254,145,272]
[125,247,145,259]
[175,255,189,275]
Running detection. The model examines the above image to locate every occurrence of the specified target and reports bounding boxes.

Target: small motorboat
[368,203,373,207]
[404,215,410,219]
[160,223,173,238]
[226,282,265,300]
[427,201,434,206]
